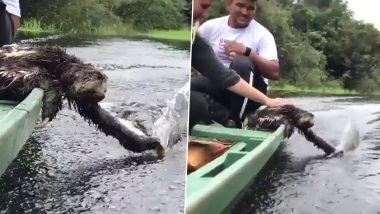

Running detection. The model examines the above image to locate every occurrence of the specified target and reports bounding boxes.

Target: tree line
[20,0,192,32]
[209,0,380,93]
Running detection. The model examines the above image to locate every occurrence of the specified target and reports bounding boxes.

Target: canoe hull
[0,89,43,177]
[186,125,285,214]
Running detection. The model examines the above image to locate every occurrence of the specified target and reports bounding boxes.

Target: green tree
[21,0,190,32]
[116,0,187,30]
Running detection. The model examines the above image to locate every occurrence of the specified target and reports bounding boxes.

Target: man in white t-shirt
[0,0,20,46]
[192,0,280,128]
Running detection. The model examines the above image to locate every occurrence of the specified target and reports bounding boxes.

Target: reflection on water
[0,34,189,213]
[231,96,380,213]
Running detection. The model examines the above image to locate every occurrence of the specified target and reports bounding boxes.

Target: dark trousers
[0,2,14,46]
[189,55,267,131]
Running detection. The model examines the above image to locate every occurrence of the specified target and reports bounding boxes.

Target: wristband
[244,47,251,56]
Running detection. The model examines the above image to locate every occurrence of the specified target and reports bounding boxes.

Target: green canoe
[0,89,44,177]
[186,124,285,214]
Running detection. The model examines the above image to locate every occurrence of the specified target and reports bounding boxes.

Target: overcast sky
[344,0,380,30]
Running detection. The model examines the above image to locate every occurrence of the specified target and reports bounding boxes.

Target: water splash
[152,82,189,149]
[335,120,360,152]
[99,82,189,149]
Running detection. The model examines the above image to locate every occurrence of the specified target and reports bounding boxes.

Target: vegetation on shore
[19,21,191,42]
[19,0,191,41]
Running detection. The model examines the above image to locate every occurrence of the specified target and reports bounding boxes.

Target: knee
[189,91,210,130]
[230,55,255,76]
[191,76,209,92]
[190,92,209,119]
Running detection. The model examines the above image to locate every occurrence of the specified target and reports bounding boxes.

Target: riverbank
[19,20,190,41]
[141,29,190,42]
[268,84,361,97]
[19,22,134,37]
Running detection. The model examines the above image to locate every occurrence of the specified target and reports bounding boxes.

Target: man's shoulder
[201,16,228,29]
[249,20,274,37]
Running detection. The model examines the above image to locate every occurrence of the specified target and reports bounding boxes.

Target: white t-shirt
[199,15,278,67]
[3,0,20,17]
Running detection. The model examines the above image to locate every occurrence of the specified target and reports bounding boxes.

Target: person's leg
[189,91,231,132]
[191,76,231,126]
[0,2,14,46]
[191,76,228,106]
[228,55,267,127]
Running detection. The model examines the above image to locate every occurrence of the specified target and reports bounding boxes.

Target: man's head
[193,0,212,23]
[226,0,257,28]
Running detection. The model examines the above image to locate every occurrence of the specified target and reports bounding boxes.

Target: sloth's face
[64,63,108,103]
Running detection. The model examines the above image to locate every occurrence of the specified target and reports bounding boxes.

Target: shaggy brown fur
[0,45,160,153]
[245,105,336,154]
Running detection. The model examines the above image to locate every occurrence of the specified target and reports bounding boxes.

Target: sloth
[0,45,162,154]
[245,105,337,155]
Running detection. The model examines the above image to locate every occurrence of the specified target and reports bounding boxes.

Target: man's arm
[247,53,280,80]
[253,32,280,80]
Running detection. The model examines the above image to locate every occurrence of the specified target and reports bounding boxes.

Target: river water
[0,35,189,214]
[232,96,380,214]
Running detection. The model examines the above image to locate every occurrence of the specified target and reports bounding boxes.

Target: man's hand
[224,41,246,56]
[264,98,289,108]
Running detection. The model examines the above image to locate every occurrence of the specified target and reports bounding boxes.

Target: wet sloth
[245,105,337,155]
[0,45,161,154]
